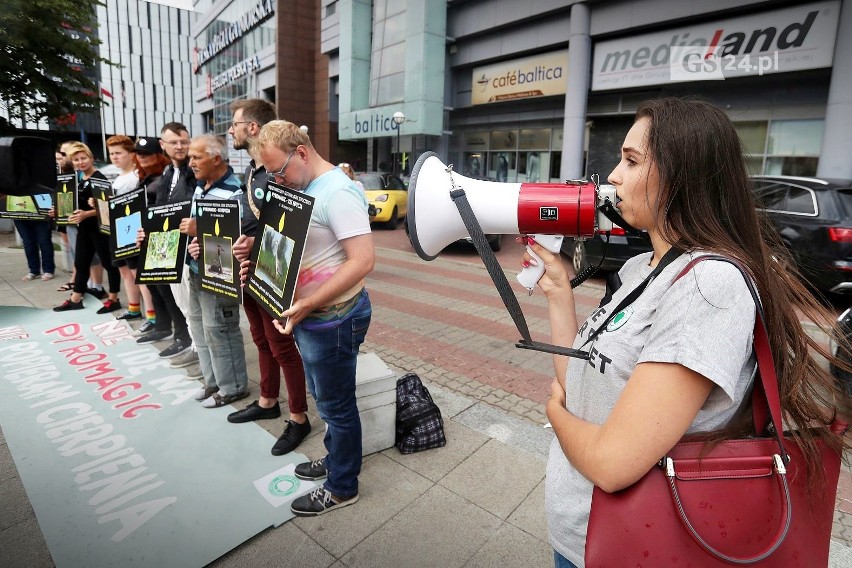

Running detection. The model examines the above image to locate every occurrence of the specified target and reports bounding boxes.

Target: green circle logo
[606,306,634,332]
[268,474,299,497]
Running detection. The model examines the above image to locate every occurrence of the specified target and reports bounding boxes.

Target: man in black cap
[134,131,196,367]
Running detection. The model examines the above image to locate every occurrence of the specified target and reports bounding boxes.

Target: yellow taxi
[358,172,408,229]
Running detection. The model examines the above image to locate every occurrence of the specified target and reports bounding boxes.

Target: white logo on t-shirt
[606,306,634,332]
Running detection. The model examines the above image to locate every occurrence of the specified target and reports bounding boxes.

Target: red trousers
[243,293,308,414]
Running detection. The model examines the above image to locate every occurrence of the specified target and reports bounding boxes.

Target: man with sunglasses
[225,99,311,457]
[255,120,374,516]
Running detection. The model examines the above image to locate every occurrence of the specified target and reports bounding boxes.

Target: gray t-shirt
[546,251,757,567]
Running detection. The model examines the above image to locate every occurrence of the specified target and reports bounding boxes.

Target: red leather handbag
[585,256,845,567]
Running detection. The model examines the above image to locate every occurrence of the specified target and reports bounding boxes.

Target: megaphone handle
[517,234,563,291]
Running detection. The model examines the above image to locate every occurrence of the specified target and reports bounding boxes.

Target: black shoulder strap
[449,188,593,359]
[577,246,683,351]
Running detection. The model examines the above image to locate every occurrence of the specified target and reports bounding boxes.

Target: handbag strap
[674,255,788,460]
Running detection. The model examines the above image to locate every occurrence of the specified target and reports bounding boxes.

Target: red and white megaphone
[407,151,617,289]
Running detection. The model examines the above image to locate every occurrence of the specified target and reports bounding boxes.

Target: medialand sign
[592,0,839,91]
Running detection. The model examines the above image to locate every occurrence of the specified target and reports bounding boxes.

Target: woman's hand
[48,207,55,219]
[518,236,572,297]
[546,377,567,421]
[136,228,146,248]
[87,197,96,208]
[187,237,200,259]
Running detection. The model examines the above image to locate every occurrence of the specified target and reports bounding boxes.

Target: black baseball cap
[134,137,161,155]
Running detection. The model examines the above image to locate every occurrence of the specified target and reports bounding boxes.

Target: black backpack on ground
[395,373,446,454]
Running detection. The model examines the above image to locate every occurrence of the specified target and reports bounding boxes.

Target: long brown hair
[636,97,849,481]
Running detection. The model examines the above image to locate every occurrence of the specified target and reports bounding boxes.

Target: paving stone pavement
[0,228,850,567]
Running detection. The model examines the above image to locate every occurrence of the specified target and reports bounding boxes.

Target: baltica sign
[472,50,568,105]
[592,0,839,91]
[194,0,274,73]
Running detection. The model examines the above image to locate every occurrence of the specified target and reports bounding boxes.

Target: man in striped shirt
[180,134,255,409]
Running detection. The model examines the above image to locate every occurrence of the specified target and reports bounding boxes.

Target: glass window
[734,121,767,155]
[518,129,550,150]
[488,152,516,182]
[550,152,562,182]
[765,156,820,177]
[489,130,517,151]
[767,119,824,155]
[785,186,817,215]
[752,181,787,210]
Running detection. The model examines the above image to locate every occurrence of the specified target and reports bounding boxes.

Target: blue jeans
[554,550,579,568]
[187,270,248,396]
[14,220,55,275]
[294,289,372,499]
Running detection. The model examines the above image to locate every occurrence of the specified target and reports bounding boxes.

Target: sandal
[57,282,74,292]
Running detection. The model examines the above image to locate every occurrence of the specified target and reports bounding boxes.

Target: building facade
[322,0,852,181]
[191,0,329,170]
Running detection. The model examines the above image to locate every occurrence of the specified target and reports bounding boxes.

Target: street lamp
[392,111,405,175]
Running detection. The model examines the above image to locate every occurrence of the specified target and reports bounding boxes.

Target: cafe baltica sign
[471,50,568,105]
[194,0,274,73]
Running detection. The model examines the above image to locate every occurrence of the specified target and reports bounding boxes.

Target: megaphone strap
[450,186,594,360]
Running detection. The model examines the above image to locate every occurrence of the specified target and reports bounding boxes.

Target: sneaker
[290,487,359,517]
[193,385,219,401]
[169,349,199,368]
[87,287,107,300]
[22,273,39,281]
[134,321,156,335]
[294,457,328,481]
[227,400,282,423]
[159,338,191,359]
[201,389,249,408]
[271,419,312,455]
[41,273,54,281]
[184,364,203,380]
[116,311,142,320]
[53,299,83,312]
[136,330,173,344]
[96,299,122,314]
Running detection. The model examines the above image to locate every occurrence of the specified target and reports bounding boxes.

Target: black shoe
[87,287,107,300]
[159,338,191,358]
[272,419,312,456]
[290,487,358,517]
[116,311,142,320]
[293,456,327,481]
[96,299,122,314]
[136,329,173,344]
[134,321,156,335]
[53,298,84,312]
[227,400,282,423]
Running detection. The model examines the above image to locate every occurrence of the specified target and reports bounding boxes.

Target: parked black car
[564,175,852,294]
[751,175,852,294]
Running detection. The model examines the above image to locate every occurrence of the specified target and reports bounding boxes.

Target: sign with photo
[109,186,147,261]
[54,174,78,226]
[0,193,52,221]
[195,198,241,301]
[136,200,192,284]
[89,177,114,235]
[245,182,314,321]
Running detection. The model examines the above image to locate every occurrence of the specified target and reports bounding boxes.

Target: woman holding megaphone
[525,97,850,568]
